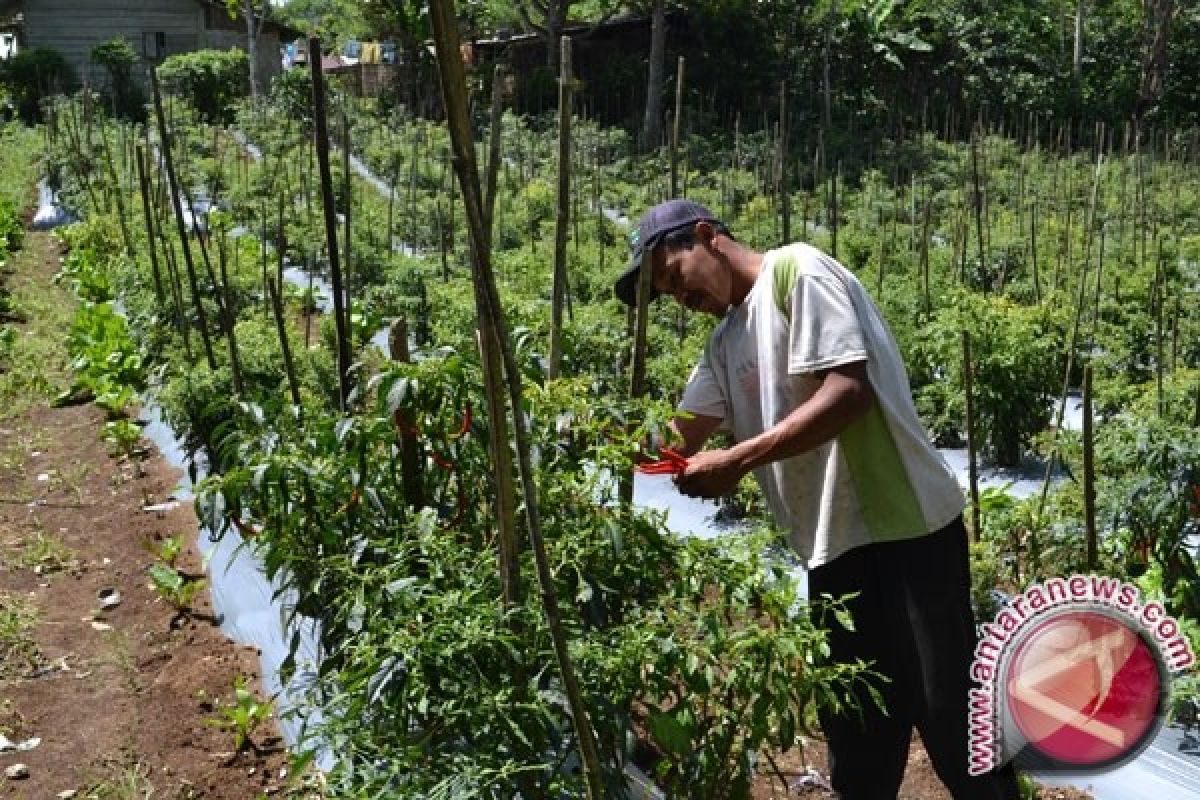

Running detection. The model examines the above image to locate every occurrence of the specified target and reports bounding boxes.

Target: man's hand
[674,448,746,498]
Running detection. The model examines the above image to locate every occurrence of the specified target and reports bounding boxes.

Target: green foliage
[206,675,273,753]
[192,357,871,798]
[158,48,250,124]
[56,299,145,416]
[0,196,22,254]
[103,418,144,461]
[914,291,1067,465]
[90,37,146,121]
[144,534,184,569]
[1097,413,1200,619]
[0,47,77,123]
[147,562,206,614]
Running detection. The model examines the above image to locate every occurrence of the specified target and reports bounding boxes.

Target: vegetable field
[5,3,1199,798]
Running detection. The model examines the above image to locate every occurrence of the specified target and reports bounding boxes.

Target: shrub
[90,37,145,121]
[157,48,248,123]
[0,47,77,123]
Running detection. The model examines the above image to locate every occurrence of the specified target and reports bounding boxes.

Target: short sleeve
[786,274,868,374]
[678,353,728,423]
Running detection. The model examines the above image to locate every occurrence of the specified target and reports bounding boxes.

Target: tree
[90,37,145,120]
[274,0,370,43]
[225,1,272,98]
[639,0,666,150]
[358,0,431,111]
[1134,0,1178,121]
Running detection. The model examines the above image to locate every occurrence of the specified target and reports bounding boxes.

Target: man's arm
[674,360,874,498]
[669,412,723,458]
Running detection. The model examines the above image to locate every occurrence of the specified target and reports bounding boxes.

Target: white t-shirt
[679,243,964,568]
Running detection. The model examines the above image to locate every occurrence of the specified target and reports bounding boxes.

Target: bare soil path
[0,228,309,799]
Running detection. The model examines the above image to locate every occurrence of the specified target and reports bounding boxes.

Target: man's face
[650,230,731,317]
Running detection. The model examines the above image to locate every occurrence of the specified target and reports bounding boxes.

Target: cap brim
[614,246,659,307]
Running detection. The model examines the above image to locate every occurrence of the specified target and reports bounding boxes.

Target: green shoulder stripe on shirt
[772,253,799,321]
[839,404,927,541]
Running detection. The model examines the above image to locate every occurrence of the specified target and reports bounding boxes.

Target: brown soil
[0,231,308,799]
[750,731,1095,799]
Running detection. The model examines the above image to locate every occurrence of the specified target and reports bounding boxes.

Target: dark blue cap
[614,198,720,306]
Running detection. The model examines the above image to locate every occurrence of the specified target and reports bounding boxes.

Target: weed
[96,629,140,693]
[84,759,155,800]
[104,418,147,478]
[0,591,40,678]
[49,460,93,504]
[15,529,77,573]
[146,562,206,626]
[207,675,273,755]
[143,534,184,569]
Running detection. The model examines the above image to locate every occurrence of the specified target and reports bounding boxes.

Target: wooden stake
[427,8,604,796]
[549,36,573,380]
[308,36,352,411]
[150,67,217,370]
[963,331,980,541]
[1082,364,1096,570]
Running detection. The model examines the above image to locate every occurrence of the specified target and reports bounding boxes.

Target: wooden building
[0,0,294,90]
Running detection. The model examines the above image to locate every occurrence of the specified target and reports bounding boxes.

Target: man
[614,199,1019,800]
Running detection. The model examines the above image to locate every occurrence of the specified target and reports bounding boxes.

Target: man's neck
[727,243,765,306]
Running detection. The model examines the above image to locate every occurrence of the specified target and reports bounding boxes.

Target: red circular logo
[1004,609,1165,769]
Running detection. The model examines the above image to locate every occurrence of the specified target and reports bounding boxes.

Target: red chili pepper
[636,447,689,476]
[451,404,472,440]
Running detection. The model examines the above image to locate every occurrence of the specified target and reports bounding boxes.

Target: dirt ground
[749,731,1095,799]
[0,230,308,799]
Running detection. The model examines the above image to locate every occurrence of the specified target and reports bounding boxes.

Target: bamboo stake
[389,317,424,511]
[476,63,522,611]
[549,36,573,380]
[778,80,790,243]
[1082,365,1096,570]
[671,56,685,344]
[215,228,245,396]
[484,64,507,245]
[135,144,166,309]
[98,126,135,257]
[1037,150,1103,520]
[308,37,352,411]
[150,68,217,370]
[970,129,986,284]
[830,161,839,259]
[963,331,980,541]
[266,277,302,407]
[342,109,354,349]
[427,8,604,797]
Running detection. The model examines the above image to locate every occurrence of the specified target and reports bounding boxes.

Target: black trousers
[807,516,1020,800]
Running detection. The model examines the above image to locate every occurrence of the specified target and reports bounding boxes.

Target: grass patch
[0,234,74,420]
[12,528,77,574]
[82,759,156,800]
[0,591,40,678]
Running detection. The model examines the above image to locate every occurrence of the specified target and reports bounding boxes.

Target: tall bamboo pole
[479,63,521,611]
[135,144,166,309]
[1082,365,1096,570]
[150,67,217,370]
[963,331,980,541]
[549,36,573,380]
[427,7,605,797]
[266,276,302,407]
[341,108,354,349]
[308,37,352,411]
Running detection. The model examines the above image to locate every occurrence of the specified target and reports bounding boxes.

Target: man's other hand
[674,448,745,498]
